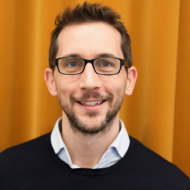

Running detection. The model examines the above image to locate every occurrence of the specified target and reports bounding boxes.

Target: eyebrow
[96,53,116,58]
[62,53,80,58]
[61,53,117,58]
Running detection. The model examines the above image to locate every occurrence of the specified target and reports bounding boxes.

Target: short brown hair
[49,1,132,70]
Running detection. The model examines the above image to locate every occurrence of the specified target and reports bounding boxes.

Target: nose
[80,63,101,90]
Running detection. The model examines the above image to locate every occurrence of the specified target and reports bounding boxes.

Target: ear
[44,68,57,96]
[125,66,137,95]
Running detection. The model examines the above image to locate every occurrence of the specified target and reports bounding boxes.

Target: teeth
[80,101,103,106]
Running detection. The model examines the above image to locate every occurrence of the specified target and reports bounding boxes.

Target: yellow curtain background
[0,0,190,176]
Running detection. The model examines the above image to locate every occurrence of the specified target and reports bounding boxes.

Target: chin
[71,115,109,135]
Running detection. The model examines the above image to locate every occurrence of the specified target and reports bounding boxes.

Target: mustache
[70,92,113,103]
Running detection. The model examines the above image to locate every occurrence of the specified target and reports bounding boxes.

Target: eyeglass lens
[58,58,121,74]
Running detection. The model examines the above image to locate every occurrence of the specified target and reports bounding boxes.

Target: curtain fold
[0,0,189,176]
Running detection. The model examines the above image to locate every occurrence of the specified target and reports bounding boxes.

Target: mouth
[77,100,106,106]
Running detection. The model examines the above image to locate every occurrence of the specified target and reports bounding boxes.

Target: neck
[61,113,120,168]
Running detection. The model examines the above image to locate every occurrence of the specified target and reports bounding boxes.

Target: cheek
[100,75,127,96]
[55,75,81,97]
[113,83,126,97]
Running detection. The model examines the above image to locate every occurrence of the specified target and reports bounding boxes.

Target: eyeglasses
[55,57,129,75]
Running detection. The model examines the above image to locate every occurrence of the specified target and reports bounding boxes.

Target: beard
[57,91,125,136]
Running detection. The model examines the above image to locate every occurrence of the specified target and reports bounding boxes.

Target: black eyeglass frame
[55,57,129,76]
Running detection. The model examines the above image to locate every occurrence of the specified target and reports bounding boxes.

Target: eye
[68,61,78,67]
[102,61,111,67]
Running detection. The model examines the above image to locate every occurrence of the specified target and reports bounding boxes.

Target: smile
[78,100,105,106]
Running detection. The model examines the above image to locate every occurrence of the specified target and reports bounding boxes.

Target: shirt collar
[51,117,65,154]
[108,119,130,157]
[51,118,130,158]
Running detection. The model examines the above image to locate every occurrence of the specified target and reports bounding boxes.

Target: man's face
[49,22,133,135]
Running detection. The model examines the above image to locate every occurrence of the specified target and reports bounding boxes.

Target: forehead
[56,22,123,59]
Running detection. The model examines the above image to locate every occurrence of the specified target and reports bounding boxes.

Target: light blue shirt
[51,118,130,169]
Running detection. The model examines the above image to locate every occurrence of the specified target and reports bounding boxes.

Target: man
[0,2,189,189]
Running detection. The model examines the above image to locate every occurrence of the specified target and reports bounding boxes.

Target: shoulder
[128,136,190,189]
[0,133,51,157]
[130,136,182,173]
[0,133,51,176]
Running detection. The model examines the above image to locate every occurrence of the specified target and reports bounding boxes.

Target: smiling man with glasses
[0,2,189,189]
